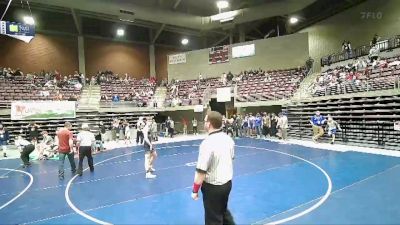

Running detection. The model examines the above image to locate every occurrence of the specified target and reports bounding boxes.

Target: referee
[76,123,95,176]
[191,111,235,225]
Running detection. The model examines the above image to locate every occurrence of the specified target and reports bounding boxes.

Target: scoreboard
[209,45,229,64]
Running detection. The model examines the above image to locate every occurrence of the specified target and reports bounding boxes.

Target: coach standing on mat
[191,111,235,225]
[57,122,76,180]
[310,111,326,143]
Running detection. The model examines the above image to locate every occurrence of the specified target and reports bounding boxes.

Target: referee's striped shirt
[196,130,235,185]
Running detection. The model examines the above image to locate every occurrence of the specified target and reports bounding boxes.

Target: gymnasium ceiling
[0,0,366,49]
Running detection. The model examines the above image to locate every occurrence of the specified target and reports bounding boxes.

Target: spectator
[369,44,380,63]
[150,118,158,141]
[40,88,50,97]
[182,117,188,135]
[101,95,107,101]
[371,34,380,46]
[0,124,10,157]
[277,113,289,141]
[68,95,78,101]
[254,113,262,138]
[192,117,198,135]
[74,82,82,90]
[112,94,120,102]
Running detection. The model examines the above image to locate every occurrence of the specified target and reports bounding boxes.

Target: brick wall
[155,46,181,82]
[0,34,78,75]
[84,38,150,79]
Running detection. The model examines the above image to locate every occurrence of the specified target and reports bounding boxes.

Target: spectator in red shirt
[57,122,76,180]
[182,118,188,135]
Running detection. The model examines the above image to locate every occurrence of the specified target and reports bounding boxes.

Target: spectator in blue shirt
[310,111,326,142]
[254,113,263,138]
[112,94,120,102]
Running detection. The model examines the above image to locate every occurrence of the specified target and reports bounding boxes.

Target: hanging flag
[0,20,35,43]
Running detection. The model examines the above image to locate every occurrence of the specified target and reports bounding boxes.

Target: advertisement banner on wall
[11,101,76,120]
[168,53,186,64]
[0,21,35,43]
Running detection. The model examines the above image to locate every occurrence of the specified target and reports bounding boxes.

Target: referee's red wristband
[192,183,201,193]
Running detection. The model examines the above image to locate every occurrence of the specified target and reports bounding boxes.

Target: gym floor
[1,137,400,224]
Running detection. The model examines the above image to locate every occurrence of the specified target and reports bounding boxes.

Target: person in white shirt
[74,82,82,90]
[150,118,158,141]
[277,113,289,141]
[191,111,235,225]
[76,123,96,176]
[15,136,35,168]
[40,88,50,97]
[192,117,198,135]
[124,121,131,145]
[143,118,157,179]
[369,44,380,63]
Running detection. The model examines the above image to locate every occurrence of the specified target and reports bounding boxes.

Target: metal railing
[321,35,400,67]
[313,74,400,97]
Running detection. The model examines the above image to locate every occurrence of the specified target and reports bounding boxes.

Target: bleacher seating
[236,68,306,102]
[100,79,156,106]
[164,77,228,106]
[313,56,400,97]
[286,94,400,150]
[0,76,81,103]
[165,67,308,105]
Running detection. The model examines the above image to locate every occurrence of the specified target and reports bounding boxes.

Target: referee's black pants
[201,180,235,225]
[20,144,35,165]
[136,131,144,144]
[77,146,94,174]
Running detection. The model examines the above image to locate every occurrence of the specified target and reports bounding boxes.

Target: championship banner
[168,53,186,65]
[209,45,229,64]
[0,21,35,43]
[11,101,76,120]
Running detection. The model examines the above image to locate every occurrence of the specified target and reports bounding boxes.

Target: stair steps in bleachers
[285,94,400,151]
[154,87,167,107]
[78,85,101,110]
[292,72,320,100]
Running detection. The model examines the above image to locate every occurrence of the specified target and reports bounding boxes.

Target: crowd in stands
[99,71,157,107]
[0,67,83,101]
[165,66,309,106]
[312,54,400,96]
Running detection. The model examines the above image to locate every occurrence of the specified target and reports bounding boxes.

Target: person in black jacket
[0,124,10,157]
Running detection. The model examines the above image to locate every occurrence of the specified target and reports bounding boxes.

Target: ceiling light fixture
[23,16,35,25]
[289,17,299,24]
[210,10,238,21]
[181,38,189,45]
[216,1,229,9]
[117,28,125,36]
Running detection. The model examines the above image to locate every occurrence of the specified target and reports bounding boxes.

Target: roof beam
[212,34,230,46]
[173,0,182,9]
[253,27,264,37]
[152,0,182,44]
[151,24,166,44]
[71,8,82,35]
